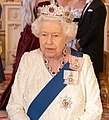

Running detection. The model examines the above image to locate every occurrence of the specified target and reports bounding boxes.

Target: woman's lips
[45,48,55,52]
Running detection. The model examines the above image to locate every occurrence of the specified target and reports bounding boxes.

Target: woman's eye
[41,33,47,36]
[53,34,59,37]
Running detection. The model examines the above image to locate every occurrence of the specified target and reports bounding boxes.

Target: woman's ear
[65,36,69,44]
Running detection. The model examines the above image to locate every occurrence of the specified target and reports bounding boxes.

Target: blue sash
[27,49,83,120]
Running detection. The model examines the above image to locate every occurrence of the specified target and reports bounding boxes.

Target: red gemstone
[58,68,61,70]
[65,12,69,16]
[49,7,54,13]
[61,61,65,65]
[52,71,55,74]
[37,8,41,13]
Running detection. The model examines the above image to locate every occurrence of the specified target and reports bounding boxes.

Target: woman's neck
[44,48,71,76]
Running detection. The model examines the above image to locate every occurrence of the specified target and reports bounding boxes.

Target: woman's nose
[46,34,53,44]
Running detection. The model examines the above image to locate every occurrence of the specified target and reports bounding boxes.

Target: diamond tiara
[37,4,74,23]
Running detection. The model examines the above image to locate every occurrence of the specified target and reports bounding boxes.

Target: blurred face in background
[56,0,69,7]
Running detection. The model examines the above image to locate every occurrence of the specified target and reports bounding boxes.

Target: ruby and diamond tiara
[37,4,74,23]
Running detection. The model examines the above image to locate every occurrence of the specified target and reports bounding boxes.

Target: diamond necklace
[43,49,67,76]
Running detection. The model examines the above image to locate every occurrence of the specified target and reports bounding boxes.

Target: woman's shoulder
[83,53,91,60]
[71,51,92,68]
[19,49,43,68]
[21,49,42,61]
[83,53,93,68]
[70,50,92,70]
[70,53,93,73]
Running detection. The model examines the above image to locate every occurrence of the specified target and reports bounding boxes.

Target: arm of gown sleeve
[6,52,30,120]
[76,55,103,120]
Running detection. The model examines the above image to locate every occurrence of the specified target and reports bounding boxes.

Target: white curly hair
[32,14,77,43]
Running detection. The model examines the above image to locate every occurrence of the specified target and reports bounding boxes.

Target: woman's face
[39,21,68,58]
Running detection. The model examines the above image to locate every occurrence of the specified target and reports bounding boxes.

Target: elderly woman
[6,4,102,120]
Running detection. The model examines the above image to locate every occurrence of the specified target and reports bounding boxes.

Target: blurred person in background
[64,0,87,49]
[75,0,106,87]
[55,0,86,22]
[0,3,5,83]
[0,57,5,83]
